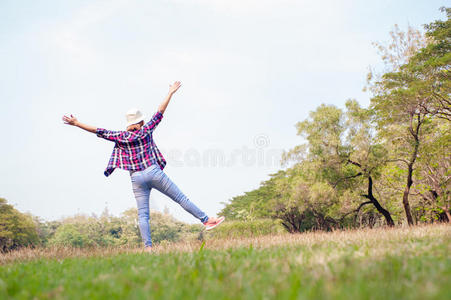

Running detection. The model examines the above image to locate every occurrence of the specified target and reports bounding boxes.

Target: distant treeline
[0,197,287,252]
[0,197,203,252]
[220,8,451,232]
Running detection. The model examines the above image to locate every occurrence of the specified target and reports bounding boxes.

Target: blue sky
[0,0,447,223]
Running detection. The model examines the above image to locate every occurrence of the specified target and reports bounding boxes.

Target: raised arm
[62,114,97,133]
[158,81,182,114]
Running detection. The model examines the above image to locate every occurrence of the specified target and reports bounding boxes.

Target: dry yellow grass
[1,223,450,265]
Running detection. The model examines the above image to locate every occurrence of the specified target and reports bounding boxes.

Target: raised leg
[147,167,208,223]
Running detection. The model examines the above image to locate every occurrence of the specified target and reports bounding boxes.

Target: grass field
[0,224,450,299]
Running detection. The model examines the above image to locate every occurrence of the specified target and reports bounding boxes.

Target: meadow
[0,224,450,300]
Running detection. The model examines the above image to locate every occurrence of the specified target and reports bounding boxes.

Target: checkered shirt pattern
[96,111,166,177]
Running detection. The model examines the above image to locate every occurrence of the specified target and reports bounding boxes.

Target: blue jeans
[130,164,209,247]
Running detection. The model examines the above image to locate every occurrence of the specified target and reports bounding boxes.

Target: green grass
[1,225,450,299]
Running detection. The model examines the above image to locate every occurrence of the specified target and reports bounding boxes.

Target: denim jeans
[130,164,209,247]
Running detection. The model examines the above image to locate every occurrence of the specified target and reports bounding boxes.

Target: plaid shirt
[96,111,166,177]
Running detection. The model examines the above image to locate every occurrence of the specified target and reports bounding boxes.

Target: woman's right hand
[62,114,78,126]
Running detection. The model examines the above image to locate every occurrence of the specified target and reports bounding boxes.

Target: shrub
[207,219,286,239]
[48,224,91,248]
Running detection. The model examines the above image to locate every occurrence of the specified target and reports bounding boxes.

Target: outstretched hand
[62,115,97,133]
[62,114,78,126]
[168,81,182,95]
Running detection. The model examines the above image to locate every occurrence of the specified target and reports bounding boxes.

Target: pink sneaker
[203,216,225,231]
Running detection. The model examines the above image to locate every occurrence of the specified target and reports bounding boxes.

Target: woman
[62,81,224,252]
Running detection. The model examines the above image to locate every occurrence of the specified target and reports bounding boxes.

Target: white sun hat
[125,108,146,126]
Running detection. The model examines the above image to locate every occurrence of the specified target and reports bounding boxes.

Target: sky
[0,0,447,223]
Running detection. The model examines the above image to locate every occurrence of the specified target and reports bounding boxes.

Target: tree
[49,223,91,248]
[285,102,395,226]
[219,174,279,221]
[271,165,341,232]
[413,120,451,222]
[0,198,39,251]
[408,7,451,121]
[371,67,430,225]
[369,8,450,225]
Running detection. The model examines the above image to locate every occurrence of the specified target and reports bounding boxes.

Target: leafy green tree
[118,208,142,246]
[0,198,39,251]
[285,102,395,226]
[408,7,451,121]
[269,165,341,232]
[413,120,451,222]
[49,223,91,248]
[34,217,60,246]
[219,173,280,221]
[370,9,450,225]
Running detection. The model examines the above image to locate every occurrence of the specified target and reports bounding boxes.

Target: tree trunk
[441,206,451,223]
[365,176,395,226]
[427,190,450,224]
[402,163,415,225]
[402,113,422,226]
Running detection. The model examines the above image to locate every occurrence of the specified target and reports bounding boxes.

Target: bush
[48,224,91,248]
[207,219,286,239]
[149,211,203,244]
